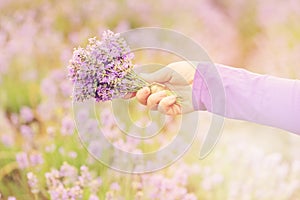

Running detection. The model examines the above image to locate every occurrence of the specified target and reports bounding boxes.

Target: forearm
[192,63,300,134]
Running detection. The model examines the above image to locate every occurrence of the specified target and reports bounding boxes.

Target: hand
[135,61,197,115]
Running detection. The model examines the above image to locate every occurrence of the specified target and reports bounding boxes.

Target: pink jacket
[192,63,300,135]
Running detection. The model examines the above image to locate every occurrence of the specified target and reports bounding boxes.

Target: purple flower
[78,165,92,186]
[182,193,198,200]
[20,106,34,122]
[29,153,44,166]
[110,182,120,191]
[20,125,34,139]
[68,151,78,159]
[61,116,74,135]
[68,185,83,199]
[59,162,78,180]
[1,134,14,147]
[68,30,148,102]
[16,152,44,169]
[89,177,102,194]
[45,169,61,189]
[89,194,99,200]
[16,152,30,169]
[27,172,39,194]
[10,113,19,126]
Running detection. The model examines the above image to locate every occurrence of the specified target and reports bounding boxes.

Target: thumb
[139,67,172,84]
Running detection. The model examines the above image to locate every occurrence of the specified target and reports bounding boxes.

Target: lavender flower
[27,172,39,194]
[89,177,102,194]
[89,194,99,200]
[68,151,78,159]
[61,116,75,135]
[78,165,92,186]
[110,182,120,191]
[44,163,103,200]
[45,169,62,189]
[20,125,34,139]
[59,162,78,183]
[68,30,148,102]
[20,106,34,123]
[16,152,30,169]
[1,134,14,147]
[29,153,44,166]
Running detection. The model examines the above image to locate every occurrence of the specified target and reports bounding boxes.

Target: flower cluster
[16,152,44,169]
[45,162,102,200]
[140,163,199,200]
[68,30,148,102]
[27,172,39,194]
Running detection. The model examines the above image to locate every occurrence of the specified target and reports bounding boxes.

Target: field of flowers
[1,0,300,199]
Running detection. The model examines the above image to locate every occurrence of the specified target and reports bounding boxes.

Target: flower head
[20,106,34,122]
[68,30,147,102]
[27,172,39,194]
[29,153,44,166]
[16,152,30,169]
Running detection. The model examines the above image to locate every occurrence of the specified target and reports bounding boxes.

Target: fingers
[136,87,181,115]
[136,87,151,105]
[158,96,181,115]
[146,90,168,110]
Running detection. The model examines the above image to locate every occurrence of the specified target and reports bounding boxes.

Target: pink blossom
[78,165,92,186]
[29,153,44,166]
[46,126,55,136]
[61,116,75,135]
[110,182,120,191]
[10,113,19,126]
[68,151,77,158]
[45,144,56,153]
[20,125,34,139]
[89,177,102,194]
[183,193,198,200]
[59,162,78,180]
[20,106,34,122]
[16,152,29,169]
[89,194,99,200]
[1,134,14,147]
[27,172,39,194]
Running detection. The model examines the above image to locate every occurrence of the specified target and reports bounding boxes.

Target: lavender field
[0,0,300,199]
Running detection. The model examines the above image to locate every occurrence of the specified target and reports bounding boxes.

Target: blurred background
[0,0,300,199]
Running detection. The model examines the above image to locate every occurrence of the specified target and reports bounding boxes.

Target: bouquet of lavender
[68,30,149,102]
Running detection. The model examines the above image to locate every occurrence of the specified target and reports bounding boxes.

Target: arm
[193,63,300,134]
[134,61,300,135]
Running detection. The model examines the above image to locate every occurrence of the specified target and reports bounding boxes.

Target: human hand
[135,61,197,115]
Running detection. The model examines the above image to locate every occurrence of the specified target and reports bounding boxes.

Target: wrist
[192,65,209,111]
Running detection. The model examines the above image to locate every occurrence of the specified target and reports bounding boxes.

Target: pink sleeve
[192,63,300,135]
